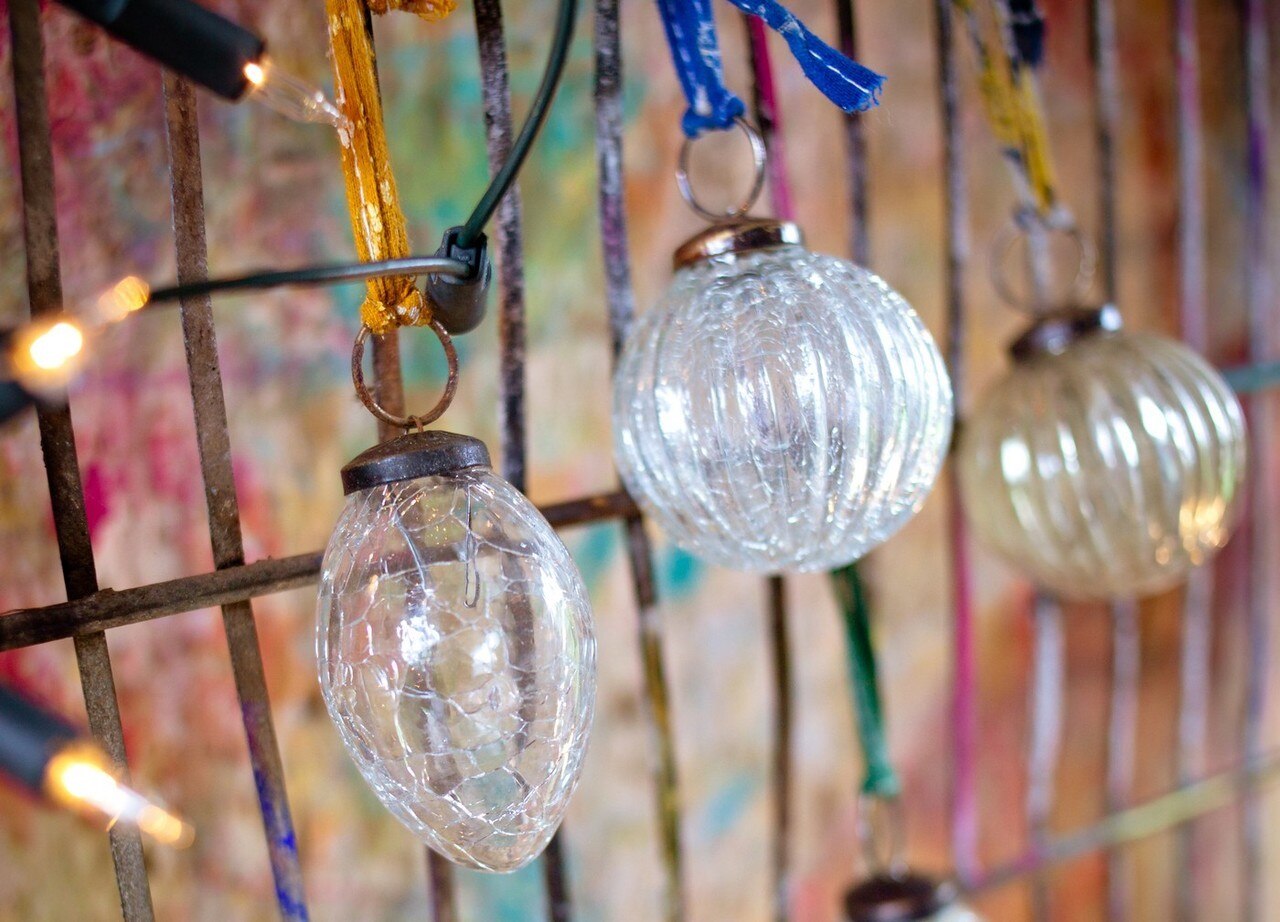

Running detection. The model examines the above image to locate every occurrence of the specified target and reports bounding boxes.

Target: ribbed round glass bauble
[317,432,596,872]
[958,311,1246,599]
[613,221,953,572]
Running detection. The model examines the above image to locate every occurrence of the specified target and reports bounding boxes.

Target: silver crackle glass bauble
[317,431,596,871]
[958,306,1247,599]
[613,218,954,572]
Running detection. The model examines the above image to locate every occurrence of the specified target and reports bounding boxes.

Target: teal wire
[457,0,580,248]
[830,562,902,799]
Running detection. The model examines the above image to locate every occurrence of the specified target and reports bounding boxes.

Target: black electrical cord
[145,256,469,307]
[457,0,579,248]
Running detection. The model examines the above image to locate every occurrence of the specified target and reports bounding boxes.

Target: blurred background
[0,0,1278,918]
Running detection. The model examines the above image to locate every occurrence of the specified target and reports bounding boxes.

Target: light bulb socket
[56,0,265,101]
[341,430,491,495]
[842,872,959,922]
[1009,303,1123,363]
[673,217,805,270]
[0,684,80,792]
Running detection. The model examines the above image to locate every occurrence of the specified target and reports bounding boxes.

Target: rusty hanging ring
[990,212,1097,314]
[676,116,768,223]
[351,320,459,431]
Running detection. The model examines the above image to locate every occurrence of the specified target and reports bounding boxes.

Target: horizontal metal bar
[0,489,638,651]
[967,749,1280,894]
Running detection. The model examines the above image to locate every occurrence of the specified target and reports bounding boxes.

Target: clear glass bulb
[317,459,596,872]
[958,329,1247,599]
[613,241,954,573]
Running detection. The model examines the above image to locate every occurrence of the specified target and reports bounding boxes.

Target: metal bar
[0,491,640,650]
[1240,0,1272,917]
[8,0,155,916]
[1025,593,1063,920]
[469,1,573,918]
[741,22,794,920]
[594,2,684,918]
[969,750,1280,895]
[1105,599,1139,921]
[1088,4,1138,915]
[833,0,870,266]
[934,0,979,886]
[1171,0,1211,916]
[161,75,308,920]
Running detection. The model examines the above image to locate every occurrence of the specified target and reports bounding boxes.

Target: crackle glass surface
[613,244,954,572]
[316,467,596,872]
[958,331,1247,599]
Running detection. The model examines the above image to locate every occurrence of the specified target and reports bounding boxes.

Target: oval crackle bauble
[317,431,596,872]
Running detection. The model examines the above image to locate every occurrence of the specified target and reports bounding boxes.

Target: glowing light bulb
[317,430,596,871]
[613,218,953,572]
[958,307,1247,599]
[8,318,87,395]
[243,57,347,130]
[91,276,150,325]
[44,743,194,849]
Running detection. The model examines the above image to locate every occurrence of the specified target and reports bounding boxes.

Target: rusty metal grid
[2,0,1277,919]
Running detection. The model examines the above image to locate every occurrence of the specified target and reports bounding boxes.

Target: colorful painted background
[1,0,1278,919]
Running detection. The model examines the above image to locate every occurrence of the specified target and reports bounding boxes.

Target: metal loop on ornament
[676,117,768,222]
[856,793,907,877]
[990,212,1096,313]
[351,320,459,431]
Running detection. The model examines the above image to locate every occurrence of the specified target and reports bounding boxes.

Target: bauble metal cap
[1009,304,1123,362]
[842,872,959,922]
[341,430,491,495]
[673,217,805,270]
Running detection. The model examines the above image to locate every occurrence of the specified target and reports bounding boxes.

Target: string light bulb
[241,57,347,130]
[7,318,87,396]
[0,684,193,849]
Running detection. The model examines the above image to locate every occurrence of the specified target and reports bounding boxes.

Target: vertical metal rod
[833,0,870,266]
[468,2,572,919]
[8,1,155,917]
[934,0,979,887]
[1089,0,1120,303]
[1105,599,1139,921]
[160,75,309,921]
[742,21,795,919]
[594,3,685,918]
[1025,593,1064,920]
[1171,0,1210,917]
[1240,0,1271,917]
[1089,2,1137,916]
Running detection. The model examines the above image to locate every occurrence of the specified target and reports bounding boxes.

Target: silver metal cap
[673,217,805,270]
[341,430,491,495]
[1009,303,1123,362]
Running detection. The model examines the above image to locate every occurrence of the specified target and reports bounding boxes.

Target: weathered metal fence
[2,0,1276,918]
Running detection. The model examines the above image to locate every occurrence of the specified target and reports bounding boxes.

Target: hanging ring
[990,212,1097,313]
[856,792,907,877]
[676,117,768,223]
[351,320,459,430]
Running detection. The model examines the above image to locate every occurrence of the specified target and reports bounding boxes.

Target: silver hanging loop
[675,117,768,223]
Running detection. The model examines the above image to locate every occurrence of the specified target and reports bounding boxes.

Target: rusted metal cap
[341,430,490,495]
[1009,304,1123,362]
[673,217,804,270]
[842,872,958,922]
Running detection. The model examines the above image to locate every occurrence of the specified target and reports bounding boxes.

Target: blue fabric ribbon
[655,0,885,137]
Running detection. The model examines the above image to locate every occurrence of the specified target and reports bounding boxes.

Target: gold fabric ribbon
[326,0,436,334]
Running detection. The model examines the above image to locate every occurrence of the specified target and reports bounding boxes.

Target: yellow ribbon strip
[367,0,457,20]
[959,0,1058,214]
[326,0,429,334]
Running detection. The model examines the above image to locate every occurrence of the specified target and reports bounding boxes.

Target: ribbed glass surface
[317,467,596,871]
[958,331,1247,599]
[613,244,953,572]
